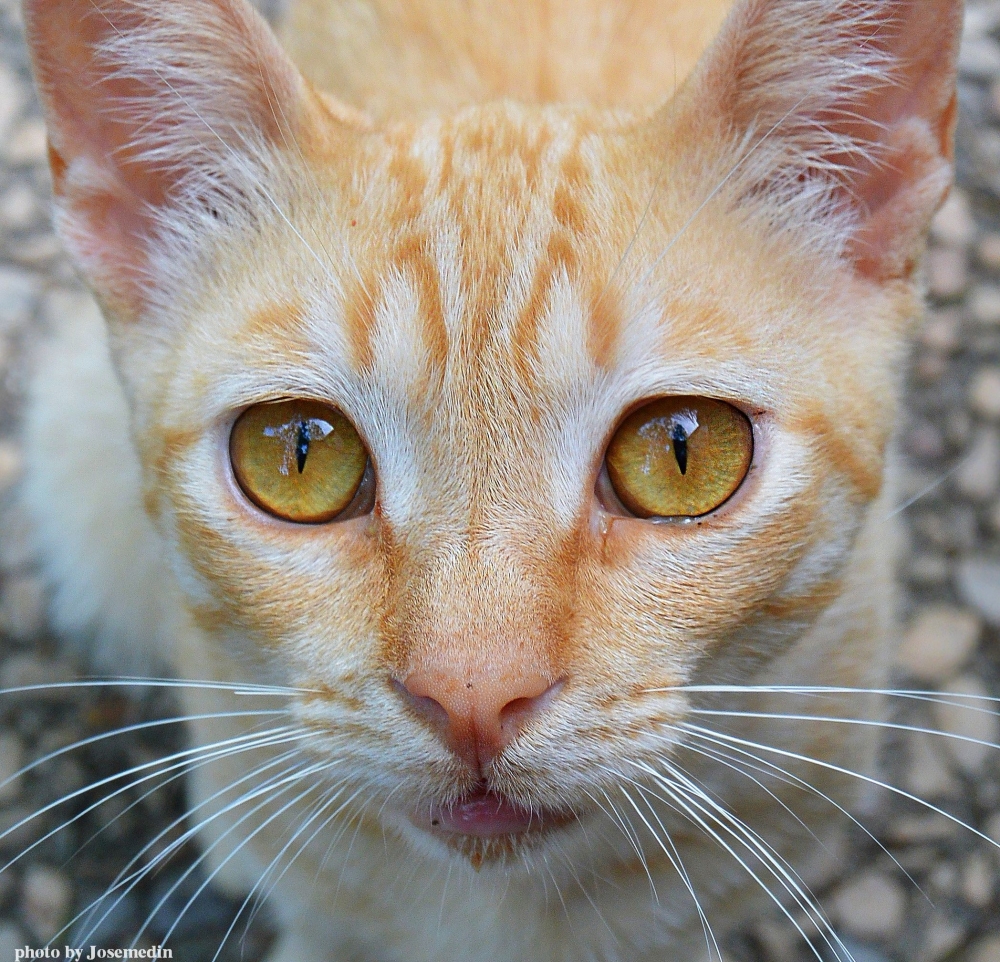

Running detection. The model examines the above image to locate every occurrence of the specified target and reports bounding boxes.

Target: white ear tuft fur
[676,0,962,278]
[23,0,309,317]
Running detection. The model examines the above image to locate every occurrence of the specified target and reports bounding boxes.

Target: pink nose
[399,668,559,773]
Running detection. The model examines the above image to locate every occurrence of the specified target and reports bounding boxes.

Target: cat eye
[605,397,753,519]
[230,400,370,523]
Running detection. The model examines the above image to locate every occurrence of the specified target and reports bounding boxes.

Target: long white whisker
[684,708,1000,754]
[6,724,299,878]
[0,710,292,853]
[672,731,927,902]
[132,760,338,949]
[635,761,851,962]
[615,777,722,961]
[210,776,360,962]
[66,743,312,947]
[681,721,1000,853]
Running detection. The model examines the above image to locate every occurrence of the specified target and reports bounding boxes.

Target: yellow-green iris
[230,400,368,523]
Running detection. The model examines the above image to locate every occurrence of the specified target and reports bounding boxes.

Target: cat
[16,0,966,960]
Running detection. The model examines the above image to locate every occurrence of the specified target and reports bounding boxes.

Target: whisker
[584,788,657,901]
[0,677,310,697]
[66,716,287,860]
[649,683,1000,711]
[0,711,294,855]
[634,761,852,962]
[682,708,1000,755]
[670,733,927,903]
[65,744,313,948]
[5,724,300,878]
[129,760,338,949]
[210,776,361,962]
[680,722,1000,853]
[615,778,722,961]
[616,786,660,905]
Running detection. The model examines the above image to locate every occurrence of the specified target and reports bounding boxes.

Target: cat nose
[398,669,560,773]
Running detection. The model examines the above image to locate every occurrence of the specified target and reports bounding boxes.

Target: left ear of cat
[22,0,358,321]
[666,0,962,283]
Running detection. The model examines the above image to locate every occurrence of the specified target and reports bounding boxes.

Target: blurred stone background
[0,1,999,961]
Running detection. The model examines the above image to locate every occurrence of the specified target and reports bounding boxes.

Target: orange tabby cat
[19,0,963,959]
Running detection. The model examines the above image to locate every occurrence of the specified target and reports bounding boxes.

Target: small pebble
[918,916,965,962]
[965,6,1000,43]
[905,730,961,799]
[915,351,949,384]
[961,35,1000,78]
[979,231,1000,270]
[970,366,1000,420]
[915,506,978,553]
[3,117,47,166]
[957,557,1000,626]
[0,264,38,332]
[920,309,963,352]
[946,408,974,448]
[932,675,1000,773]
[896,604,982,682]
[931,189,976,248]
[927,248,969,300]
[0,732,24,804]
[829,937,892,962]
[970,283,1000,324]
[907,554,951,587]
[753,919,800,961]
[22,865,72,942]
[0,504,36,571]
[830,870,907,940]
[887,813,961,845]
[0,181,37,232]
[983,812,1000,856]
[0,440,22,495]
[0,62,22,142]
[0,653,76,699]
[954,428,1000,501]
[0,574,46,642]
[14,232,63,268]
[969,935,1000,962]
[960,851,994,907]
[0,924,27,962]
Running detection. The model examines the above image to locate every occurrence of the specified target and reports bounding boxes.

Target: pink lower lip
[425,790,548,838]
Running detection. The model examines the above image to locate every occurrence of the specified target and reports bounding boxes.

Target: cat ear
[671,0,962,280]
[23,0,324,318]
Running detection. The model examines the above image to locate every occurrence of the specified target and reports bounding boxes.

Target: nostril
[499,678,564,738]
[391,678,450,729]
[394,670,565,771]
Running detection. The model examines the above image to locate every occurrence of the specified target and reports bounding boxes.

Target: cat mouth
[416,788,570,840]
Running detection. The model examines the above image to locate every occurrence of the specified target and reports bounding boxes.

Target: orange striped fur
[19,0,962,959]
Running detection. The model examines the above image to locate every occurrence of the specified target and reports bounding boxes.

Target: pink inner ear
[810,0,961,279]
[693,0,962,281]
[24,0,307,319]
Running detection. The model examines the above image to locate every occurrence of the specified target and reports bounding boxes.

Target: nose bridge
[396,534,566,771]
[410,530,555,675]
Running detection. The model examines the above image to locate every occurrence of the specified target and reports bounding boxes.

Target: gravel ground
[1,2,1000,962]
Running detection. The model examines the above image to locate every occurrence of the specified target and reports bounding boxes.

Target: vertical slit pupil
[296,420,310,474]
[671,423,688,475]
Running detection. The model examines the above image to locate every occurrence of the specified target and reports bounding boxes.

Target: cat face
[24,0,961,870]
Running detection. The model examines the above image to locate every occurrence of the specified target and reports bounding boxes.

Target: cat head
[23,0,961,866]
